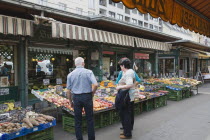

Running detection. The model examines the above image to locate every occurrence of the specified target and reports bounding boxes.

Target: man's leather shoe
[120,135,132,139]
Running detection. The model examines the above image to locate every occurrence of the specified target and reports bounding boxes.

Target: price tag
[14,101,21,108]
[33,127,38,131]
[0,104,8,111]
[0,113,9,121]
[26,105,33,111]
[56,85,63,93]
[16,132,20,136]
[9,110,18,116]
[43,79,50,85]
[56,78,62,85]
[0,88,9,96]
[50,123,52,126]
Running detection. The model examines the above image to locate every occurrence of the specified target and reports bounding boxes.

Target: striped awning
[28,47,73,55]
[52,21,134,47]
[0,15,33,36]
[134,38,172,51]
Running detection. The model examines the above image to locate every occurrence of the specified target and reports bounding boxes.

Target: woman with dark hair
[116,57,137,139]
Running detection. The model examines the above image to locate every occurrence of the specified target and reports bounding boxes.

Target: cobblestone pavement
[54,83,210,140]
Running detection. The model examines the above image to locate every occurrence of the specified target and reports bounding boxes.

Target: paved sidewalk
[54,84,210,140]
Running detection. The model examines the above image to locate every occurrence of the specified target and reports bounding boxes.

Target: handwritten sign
[56,78,62,85]
[0,113,9,121]
[26,105,33,111]
[43,79,50,85]
[0,88,9,96]
[14,101,21,108]
[56,85,63,94]
[0,104,8,111]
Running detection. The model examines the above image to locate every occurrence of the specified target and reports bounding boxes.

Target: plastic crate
[0,86,19,102]
[25,123,46,134]
[62,115,87,128]
[5,128,27,140]
[100,111,112,127]
[110,110,120,124]
[22,127,54,140]
[167,89,182,101]
[142,99,154,112]
[94,113,101,129]
[134,102,141,115]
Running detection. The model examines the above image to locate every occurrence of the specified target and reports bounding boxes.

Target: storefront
[0,15,33,107]
[157,49,179,77]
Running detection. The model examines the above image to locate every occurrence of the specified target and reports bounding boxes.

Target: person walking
[66,57,98,140]
[116,57,136,139]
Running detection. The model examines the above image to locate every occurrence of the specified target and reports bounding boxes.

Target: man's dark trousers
[73,93,95,140]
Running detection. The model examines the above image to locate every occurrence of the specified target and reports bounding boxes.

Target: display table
[202,73,210,80]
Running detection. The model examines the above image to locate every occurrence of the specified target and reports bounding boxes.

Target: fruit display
[100,80,116,88]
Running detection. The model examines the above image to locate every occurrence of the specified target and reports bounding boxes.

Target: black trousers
[119,101,134,137]
[73,93,95,140]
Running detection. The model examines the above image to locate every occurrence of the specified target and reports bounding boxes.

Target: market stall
[0,101,56,140]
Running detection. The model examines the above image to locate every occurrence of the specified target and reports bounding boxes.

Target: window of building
[144,14,148,21]
[149,15,153,20]
[144,22,148,28]
[109,0,115,6]
[132,18,137,24]
[109,11,115,18]
[138,20,143,26]
[88,11,95,16]
[154,26,158,31]
[159,27,162,31]
[0,45,15,87]
[39,0,48,6]
[149,24,153,29]
[117,14,123,20]
[125,7,130,14]
[125,16,130,22]
[139,12,143,16]
[76,8,83,15]
[159,20,162,25]
[132,9,137,14]
[88,0,95,9]
[154,18,158,22]
[99,0,106,7]
[58,2,67,11]
[117,3,123,9]
[99,9,106,16]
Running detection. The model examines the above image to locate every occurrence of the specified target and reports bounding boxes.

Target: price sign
[26,105,33,111]
[0,104,8,111]
[0,88,9,96]
[14,101,21,108]
[56,85,63,93]
[43,79,50,85]
[56,78,62,85]
[9,110,17,116]
[0,113,9,121]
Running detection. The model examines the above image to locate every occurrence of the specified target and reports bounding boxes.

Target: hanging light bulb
[66,58,69,62]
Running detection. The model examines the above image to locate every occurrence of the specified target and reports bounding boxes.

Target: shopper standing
[116,57,136,139]
[66,57,98,140]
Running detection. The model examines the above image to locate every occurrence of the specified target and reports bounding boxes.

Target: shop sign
[134,53,149,59]
[112,0,210,37]
[158,50,177,56]
[0,88,9,96]
[56,78,62,85]
[43,79,50,85]
[103,51,114,55]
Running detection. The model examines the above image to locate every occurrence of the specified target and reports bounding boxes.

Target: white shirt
[118,69,136,101]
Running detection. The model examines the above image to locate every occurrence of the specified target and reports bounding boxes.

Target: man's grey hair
[75,57,84,66]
